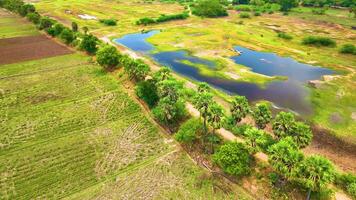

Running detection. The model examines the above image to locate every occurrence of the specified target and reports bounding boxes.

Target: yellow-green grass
[310,73,356,144]
[0,53,253,199]
[34,0,356,141]
[290,7,356,28]
[0,9,39,39]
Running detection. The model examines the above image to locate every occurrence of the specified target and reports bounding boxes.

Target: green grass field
[0,10,253,199]
[0,9,39,39]
[0,52,253,199]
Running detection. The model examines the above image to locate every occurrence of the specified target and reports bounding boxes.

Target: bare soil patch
[0,35,72,65]
[303,126,356,173]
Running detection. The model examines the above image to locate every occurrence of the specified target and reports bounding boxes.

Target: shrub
[277,32,293,40]
[175,118,204,144]
[235,5,252,11]
[347,183,356,198]
[334,172,356,194]
[135,80,159,108]
[18,4,35,16]
[239,12,250,18]
[99,18,117,26]
[80,34,98,54]
[254,11,261,16]
[213,142,252,176]
[53,23,65,36]
[26,12,40,24]
[340,44,356,55]
[302,36,336,47]
[39,16,55,30]
[192,0,228,18]
[96,45,121,69]
[156,12,189,23]
[136,17,156,25]
[59,28,75,44]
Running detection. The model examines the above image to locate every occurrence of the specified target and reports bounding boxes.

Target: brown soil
[0,35,72,65]
[303,126,356,173]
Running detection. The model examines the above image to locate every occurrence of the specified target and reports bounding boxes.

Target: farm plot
[0,9,39,39]
[0,35,72,65]
[0,53,252,199]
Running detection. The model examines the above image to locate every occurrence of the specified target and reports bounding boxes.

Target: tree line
[1,0,355,198]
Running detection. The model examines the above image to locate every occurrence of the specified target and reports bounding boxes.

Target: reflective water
[114,31,334,115]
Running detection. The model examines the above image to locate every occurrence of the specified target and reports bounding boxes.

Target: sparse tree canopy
[253,103,272,129]
[152,97,186,126]
[213,142,252,176]
[245,127,264,149]
[153,67,172,82]
[194,91,214,133]
[197,82,211,93]
[293,156,335,199]
[268,137,304,178]
[207,103,224,133]
[157,79,182,102]
[272,111,295,139]
[290,122,313,148]
[230,95,250,124]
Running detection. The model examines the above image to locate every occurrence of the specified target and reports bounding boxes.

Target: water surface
[114,31,334,116]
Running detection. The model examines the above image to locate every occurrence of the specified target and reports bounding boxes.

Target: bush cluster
[136,12,189,25]
[277,32,293,40]
[302,36,336,47]
[340,44,356,55]
[99,18,117,26]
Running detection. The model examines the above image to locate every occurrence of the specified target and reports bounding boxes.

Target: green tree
[268,137,304,179]
[152,97,186,126]
[153,67,172,82]
[245,127,264,149]
[253,103,272,129]
[197,82,211,93]
[26,12,40,24]
[230,95,250,124]
[157,79,182,102]
[71,21,78,32]
[192,0,228,18]
[19,4,35,16]
[59,28,75,44]
[293,156,335,200]
[135,80,159,108]
[213,142,252,176]
[194,92,213,134]
[39,16,54,30]
[207,103,224,134]
[53,23,65,36]
[272,111,295,139]
[80,34,98,54]
[278,0,298,11]
[290,122,313,148]
[96,45,121,70]
[175,118,204,145]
